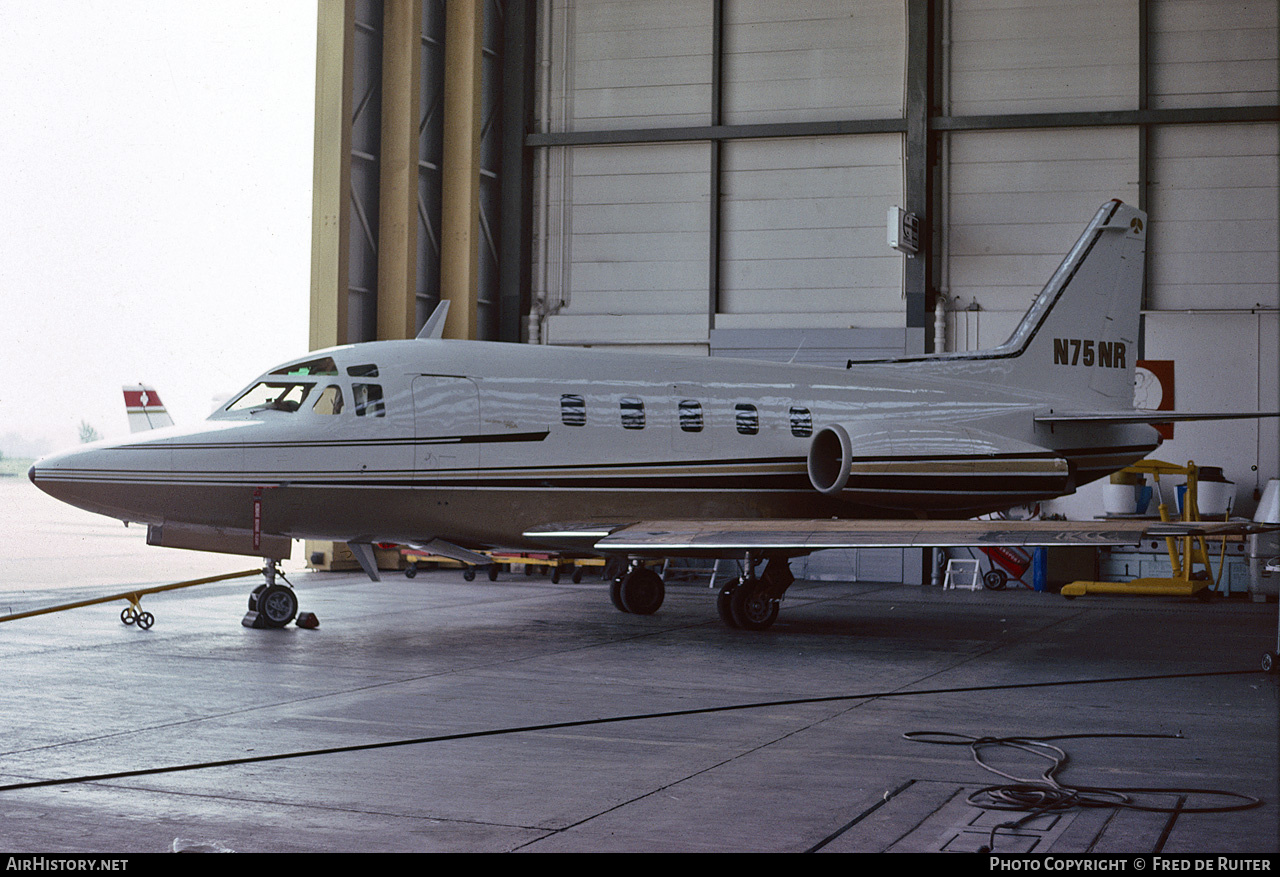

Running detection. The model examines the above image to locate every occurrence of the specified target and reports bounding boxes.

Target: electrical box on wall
[888,206,920,255]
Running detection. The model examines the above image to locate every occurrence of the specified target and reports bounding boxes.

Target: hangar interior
[310,0,1279,584]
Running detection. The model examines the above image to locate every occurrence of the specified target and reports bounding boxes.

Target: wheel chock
[296,612,319,629]
[241,610,267,628]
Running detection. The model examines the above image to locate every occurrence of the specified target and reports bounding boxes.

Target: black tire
[717,583,739,628]
[405,564,418,579]
[248,584,267,611]
[257,584,298,628]
[1263,652,1276,674]
[121,607,136,625]
[610,576,630,613]
[136,611,155,630]
[620,568,664,615]
[730,579,779,631]
[551,566,562,584]
[983,569,1008,591]
[487,564,499,581]
[463,568,476,581]
[572,567,583,584]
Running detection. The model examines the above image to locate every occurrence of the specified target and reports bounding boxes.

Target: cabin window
[352,383,385,417]
[347,364,379,378]
[272,356,338,377]
[227,381,314,413]
[789,406,812,437]
[620,397,645,430]
[678,400,703,432]
[560,394,586,427]
[735,403,759,435]
[313,385,344,415]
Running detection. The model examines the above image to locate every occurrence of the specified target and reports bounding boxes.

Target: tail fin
[982,200,1147,406]
[123,384,174,432]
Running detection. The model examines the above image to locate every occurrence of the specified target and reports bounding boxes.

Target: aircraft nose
[28,463,36,485]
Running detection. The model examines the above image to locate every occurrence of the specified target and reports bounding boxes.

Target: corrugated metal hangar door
[525,0,1277,516]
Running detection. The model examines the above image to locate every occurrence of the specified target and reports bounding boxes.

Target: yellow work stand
[1062,460,1220,600]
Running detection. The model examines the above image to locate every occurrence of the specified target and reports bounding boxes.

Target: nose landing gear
[242,561,299,629]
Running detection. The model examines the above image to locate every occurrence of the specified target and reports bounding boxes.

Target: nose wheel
[242,562,299,629]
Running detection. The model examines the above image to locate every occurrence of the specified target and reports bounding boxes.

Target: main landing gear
[611,561,665,615]
[608,555,795,631]
[716,557,794,631]
[242,561,299,629]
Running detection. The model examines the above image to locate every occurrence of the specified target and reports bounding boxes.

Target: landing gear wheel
[257,584,298,629]
[610,576,630,613]
[619,567,664,615]
[730,579,779,631]
[135,611,155,630]
[121,607,137,625]
[983,569,1008,590]
[717,583,740,628]
[248,584,266,610]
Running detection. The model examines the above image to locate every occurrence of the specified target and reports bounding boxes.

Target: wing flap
[587,518,1274,554]
[1036,410,1280,424]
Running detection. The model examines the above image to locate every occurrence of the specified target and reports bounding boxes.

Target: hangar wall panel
[547,0,712,132]
[542,142,711,345]
[722,1,905,124]
[1149,0,1279,109]
[1147,123,1279,311]
[718,135,903,326]
[948,0,1139,114]
[943,127,1140,351]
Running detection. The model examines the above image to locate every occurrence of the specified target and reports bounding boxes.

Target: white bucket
[1195,480,1235,517]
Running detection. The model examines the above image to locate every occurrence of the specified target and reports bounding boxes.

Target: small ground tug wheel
[983,569,1008,590]
[463,567,476,581]
[488,564,499,581]
[405,563,418,579]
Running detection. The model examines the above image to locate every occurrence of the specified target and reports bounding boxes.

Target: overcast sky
[0,2,317,457]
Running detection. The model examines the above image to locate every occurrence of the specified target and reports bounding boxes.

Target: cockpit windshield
[226,381,315,413]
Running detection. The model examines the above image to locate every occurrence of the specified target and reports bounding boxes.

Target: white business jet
[30,201,1276,630]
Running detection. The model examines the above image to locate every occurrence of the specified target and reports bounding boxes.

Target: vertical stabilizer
[123,385,175,432]
[966,200,1147,407]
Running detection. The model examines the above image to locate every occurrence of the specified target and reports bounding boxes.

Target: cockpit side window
[347,364,379,377]
[272,357,338,377]
[353,383,385,417]
[313,385,344,415]
[227,381,315,413]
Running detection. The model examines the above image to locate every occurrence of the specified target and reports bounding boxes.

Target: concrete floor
[0,567,1276,854]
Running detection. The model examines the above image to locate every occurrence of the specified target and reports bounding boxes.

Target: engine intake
[807,424,852,495]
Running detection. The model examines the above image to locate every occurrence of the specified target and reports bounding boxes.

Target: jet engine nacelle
[806,424,853,495]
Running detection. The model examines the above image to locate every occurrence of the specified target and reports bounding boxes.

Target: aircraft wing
[527,518,1275,557]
